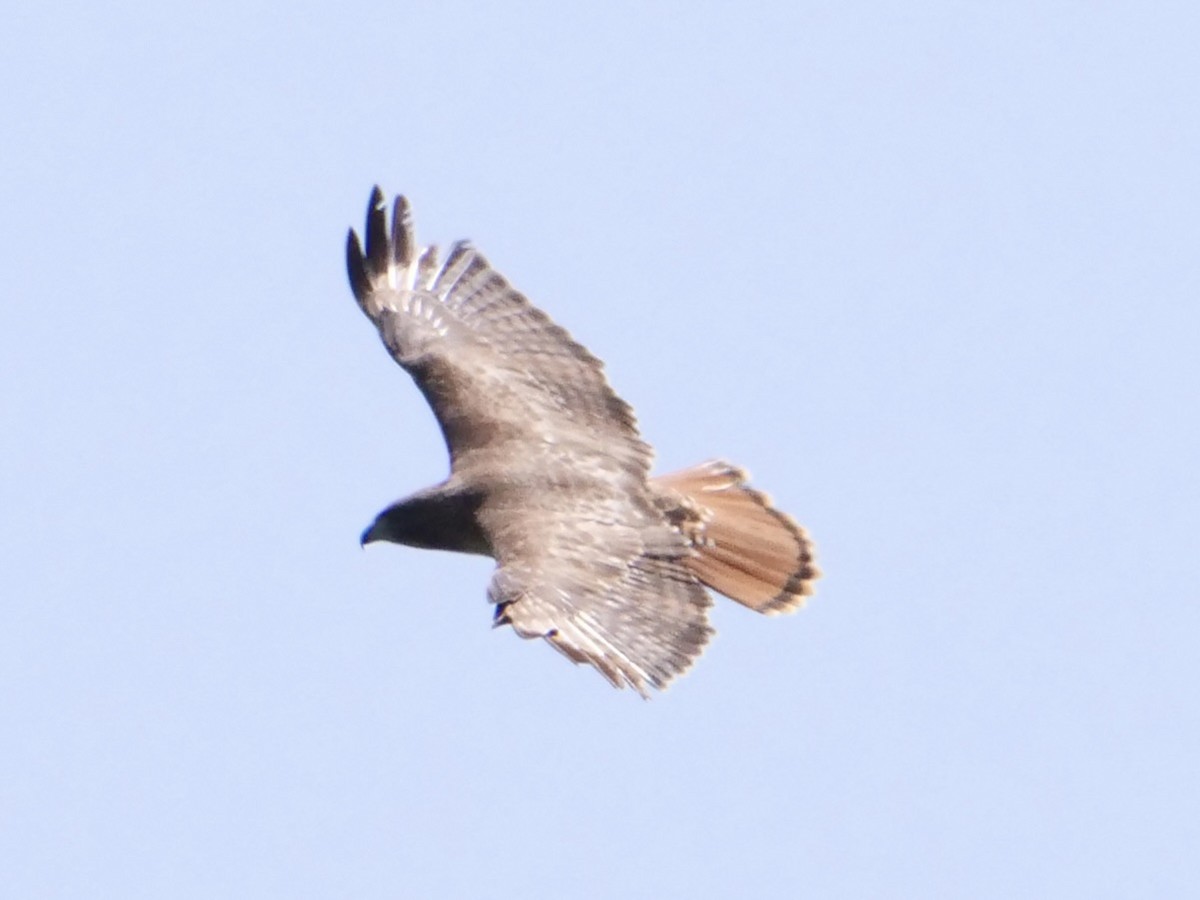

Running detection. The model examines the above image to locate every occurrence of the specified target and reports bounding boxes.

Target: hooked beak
[360,521,378,547]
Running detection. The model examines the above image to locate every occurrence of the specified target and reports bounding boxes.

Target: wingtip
[346,227,369,304]
[390,194,413,268]
[363,187,391,281]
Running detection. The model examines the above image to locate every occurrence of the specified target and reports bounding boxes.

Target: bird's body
[348,188,819,695]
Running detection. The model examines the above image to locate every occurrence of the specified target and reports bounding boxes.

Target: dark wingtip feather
[364,186,389,281]
[391,195,413,268]
[346,228,369,304]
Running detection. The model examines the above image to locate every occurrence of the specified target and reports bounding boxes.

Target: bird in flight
[347,188,819,696]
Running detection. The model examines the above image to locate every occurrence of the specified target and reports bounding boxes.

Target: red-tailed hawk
[347,188,819,696]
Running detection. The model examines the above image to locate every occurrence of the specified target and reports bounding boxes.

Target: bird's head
[358,496,448,550]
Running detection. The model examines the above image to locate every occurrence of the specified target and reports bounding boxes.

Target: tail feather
[651,461,819,615]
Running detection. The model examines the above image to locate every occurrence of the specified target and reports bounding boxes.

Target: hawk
[347,188,819,696]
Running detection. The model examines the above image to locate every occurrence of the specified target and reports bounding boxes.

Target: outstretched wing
[346,187,652,484]
[348,188,714,694]
[484,501,714,697]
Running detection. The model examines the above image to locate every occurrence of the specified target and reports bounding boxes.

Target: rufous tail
[651,461,819,615]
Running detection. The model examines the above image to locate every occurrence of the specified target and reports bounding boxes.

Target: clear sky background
[3,2,1197,897]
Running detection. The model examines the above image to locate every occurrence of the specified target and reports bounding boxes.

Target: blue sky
[3,2,1198,897]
